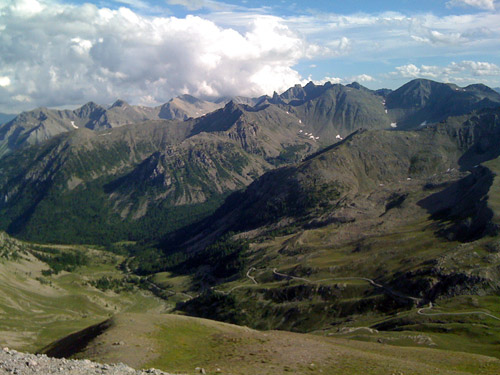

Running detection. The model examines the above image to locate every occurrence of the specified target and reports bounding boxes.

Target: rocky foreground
[0,347,175,375]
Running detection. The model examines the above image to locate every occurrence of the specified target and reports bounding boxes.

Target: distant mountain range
[3,79,499,158]
[0,95,230,157]
[1,78,500,245]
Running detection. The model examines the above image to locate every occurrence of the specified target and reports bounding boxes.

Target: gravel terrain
[0,347,175,375]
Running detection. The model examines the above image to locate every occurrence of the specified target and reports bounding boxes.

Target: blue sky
[0,0,499,113]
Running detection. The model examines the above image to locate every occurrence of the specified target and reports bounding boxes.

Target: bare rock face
[0,347,177,375]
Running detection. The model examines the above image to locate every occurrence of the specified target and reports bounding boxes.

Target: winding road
[123,259,500,323]
[272,268,421,305]
[417,302,500,321]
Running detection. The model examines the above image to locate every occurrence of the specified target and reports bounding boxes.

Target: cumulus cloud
[0,77,11,87]
[391,61,500,83]
[0,0,319,112]
[348,74,375,83]
[312,76,343,85]
[446,0,496,10]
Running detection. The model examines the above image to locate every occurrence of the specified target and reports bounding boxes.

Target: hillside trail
[122,257,500,323]
[417,302,500,321]
[271,268,500,322]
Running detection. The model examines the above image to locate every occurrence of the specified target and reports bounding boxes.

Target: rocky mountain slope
[259,79,500,141]
[0,96,227,157]
[166,107,500,251]
[158,94,224,121]
[265,81,390,141]
[0,100,318,244]
[385,79,500,129]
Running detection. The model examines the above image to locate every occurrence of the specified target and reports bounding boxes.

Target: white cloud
[0,77,11,87]
[7,0,44,17]
[446,0,496,10]
[391,60,500,83]
[0,0,321,112]
[348,74,375,83]
[448,60,500,76]
[12,95,31,103]
[312,77,343,85]
[286,10,500,57]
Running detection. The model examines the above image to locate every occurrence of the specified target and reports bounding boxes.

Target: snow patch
[390,122,397,128]
[336,134,343,140]
[385,109,388,114]
[70,121,78,129]
[420,120,427,126]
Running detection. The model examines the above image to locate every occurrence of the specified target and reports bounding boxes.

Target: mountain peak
[175,94,203,104]
[80,101,100,109]
[110,99,129,108]
[304,81,316,89]
[464,83,500,97]
[222,99,242,112]
[347,82,363,90]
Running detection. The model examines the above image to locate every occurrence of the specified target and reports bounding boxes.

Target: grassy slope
[42,312,500,375]
[0,244,169,352]
[484,157,500,220]
[163,165,500,358]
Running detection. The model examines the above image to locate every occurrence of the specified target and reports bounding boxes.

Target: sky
[0,0,499,113]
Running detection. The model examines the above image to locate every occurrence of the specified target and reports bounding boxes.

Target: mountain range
[3,79,500,158]
[2,77,500,373]
[0,95,230,157]
[1,79,500,245]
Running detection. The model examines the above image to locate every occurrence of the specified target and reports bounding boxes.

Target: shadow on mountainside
[418,166,497,242]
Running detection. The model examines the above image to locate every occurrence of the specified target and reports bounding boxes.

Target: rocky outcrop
[0,347,176,375]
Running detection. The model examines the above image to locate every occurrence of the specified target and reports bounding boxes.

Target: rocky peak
[176,94,202,104]
[109,99,130,109]
[74,102,105,119]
